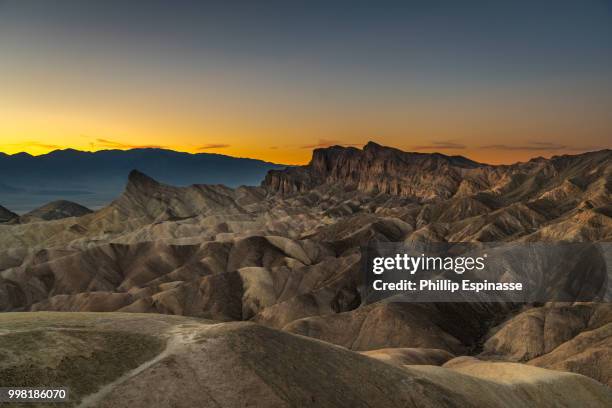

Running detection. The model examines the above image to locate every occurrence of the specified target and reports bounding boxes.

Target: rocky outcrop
[264,142,488,200]
[263,142,612,209]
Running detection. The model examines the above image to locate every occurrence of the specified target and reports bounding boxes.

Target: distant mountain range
[0,148,286,213]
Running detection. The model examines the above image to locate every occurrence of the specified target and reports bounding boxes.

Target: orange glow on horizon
[1,1,610,169]
[0,137,606,166]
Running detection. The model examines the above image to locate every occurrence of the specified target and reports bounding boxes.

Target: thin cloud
[26,142,63,150]
[0,141,63,150]
[481,142,567,151]
[301,139,361,149]
[479,142,606,152]
[564,145,605,152]
[412,140,466,150]
[197,144,230,150]
[95,138,166,149]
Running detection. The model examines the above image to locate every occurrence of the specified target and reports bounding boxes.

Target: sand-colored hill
[1,312,609,408]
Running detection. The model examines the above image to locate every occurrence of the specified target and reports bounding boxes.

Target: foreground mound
[0,312,609,408]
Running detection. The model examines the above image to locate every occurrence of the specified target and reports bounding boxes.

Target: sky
[0,0,611,165]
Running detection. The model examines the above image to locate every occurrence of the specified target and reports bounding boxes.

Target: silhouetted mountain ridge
[0,148,286,212]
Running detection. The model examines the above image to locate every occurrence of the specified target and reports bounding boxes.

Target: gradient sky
[1,0,611,164]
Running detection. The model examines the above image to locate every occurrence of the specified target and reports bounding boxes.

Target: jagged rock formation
[265,142,486,200]
[264,143,612,242]
[264,142,611,204]
[0,142,610,398]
